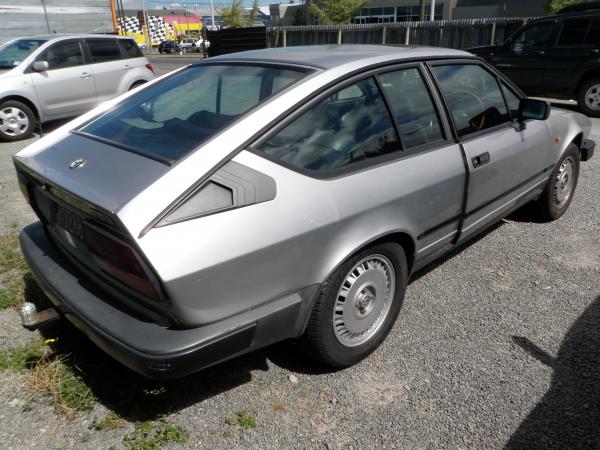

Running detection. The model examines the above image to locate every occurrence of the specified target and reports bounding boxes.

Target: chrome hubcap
[585,84,600,111]
[333,255,395,347]
[553,157,574,207]
[0,107,29,136]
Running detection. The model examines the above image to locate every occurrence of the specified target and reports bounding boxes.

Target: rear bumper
[20,222,308,379]
[581,138,595,162]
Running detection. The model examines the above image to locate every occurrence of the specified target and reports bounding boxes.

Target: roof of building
[210,44,472,69]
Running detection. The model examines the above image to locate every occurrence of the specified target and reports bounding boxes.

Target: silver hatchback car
[14,45,594,378]
[0,35,155,141]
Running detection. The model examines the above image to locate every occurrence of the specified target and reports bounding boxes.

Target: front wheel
[533,144,580,221]
[577,78,600,117]
[303,243,407,367]
[0,100,36,142]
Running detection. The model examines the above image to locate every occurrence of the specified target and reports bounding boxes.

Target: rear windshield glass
[80,64,309,163]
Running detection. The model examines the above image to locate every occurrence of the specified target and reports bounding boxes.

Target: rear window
[79,64,309,163]
[87,39,121,62]
[557,18,591,46]
[118,39,143,58]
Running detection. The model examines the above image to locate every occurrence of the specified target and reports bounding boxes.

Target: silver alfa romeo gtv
[14,45,594,378]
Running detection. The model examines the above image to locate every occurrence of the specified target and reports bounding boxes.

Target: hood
[14,132,170,214]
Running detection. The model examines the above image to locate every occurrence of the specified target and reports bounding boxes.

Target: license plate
[55,205,84,240]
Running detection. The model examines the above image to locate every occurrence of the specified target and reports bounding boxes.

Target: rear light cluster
[83,225,159,301]
[145,63,154,74]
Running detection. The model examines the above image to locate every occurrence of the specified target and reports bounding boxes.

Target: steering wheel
[446,90,487,130]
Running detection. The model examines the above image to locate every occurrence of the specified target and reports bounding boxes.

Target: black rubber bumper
[581,138,595,162]
[19,222,305,379]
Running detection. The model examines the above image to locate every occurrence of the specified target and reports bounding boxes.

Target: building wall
[0,0,115,45]
[452,0,546,18]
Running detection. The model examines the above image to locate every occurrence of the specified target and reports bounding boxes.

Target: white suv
[0,35,155,141]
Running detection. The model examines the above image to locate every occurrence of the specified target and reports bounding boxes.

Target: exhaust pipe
[19,302,60,330]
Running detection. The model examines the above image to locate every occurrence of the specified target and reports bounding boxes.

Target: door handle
[80,72,93,78]
[536,50,545,56]
[472,152,490,168]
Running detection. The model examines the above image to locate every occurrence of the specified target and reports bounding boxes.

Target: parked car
[14,45,594,379]
[178,38,203,53]
[467,1,600,116]
[0,35,155,142]
[158,40,178,54]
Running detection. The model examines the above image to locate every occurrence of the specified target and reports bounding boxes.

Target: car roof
[209,45,472,69]
[20,34,135,42]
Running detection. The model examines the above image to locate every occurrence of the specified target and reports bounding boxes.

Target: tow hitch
[19,302,60,330]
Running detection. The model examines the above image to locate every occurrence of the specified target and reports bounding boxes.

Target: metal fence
[267,17,536,50]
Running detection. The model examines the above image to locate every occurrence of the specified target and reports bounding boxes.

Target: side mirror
[518,98,551,121]
[32,60,49,72]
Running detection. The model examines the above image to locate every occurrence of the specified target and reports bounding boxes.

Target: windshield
[0,39,47,68]
[79,64,310,163]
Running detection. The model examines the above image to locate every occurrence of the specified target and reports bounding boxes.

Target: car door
[544,16,594,97]
[29,39,97,119]
[85,38,127,102]
[489,19,559,95]
[430,62,553,241]
[254,66,466,258]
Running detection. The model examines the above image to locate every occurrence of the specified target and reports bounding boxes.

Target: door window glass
[87,39,122,63]
[40,41,84,70]
[378,68,444,149]
[118,39,143,59]
[255,77,400,173]
[585,18,600,45]
[511,22,556,51]
[557,18,591,46]
[432,64,509,137]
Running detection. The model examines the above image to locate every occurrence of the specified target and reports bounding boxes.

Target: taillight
[145,63,154,74]
[83,226,159,301]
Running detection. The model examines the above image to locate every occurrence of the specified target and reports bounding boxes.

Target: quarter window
[432,64,509,137]
[40,41,84,70]
[378,68,444,149]
[87,39,122,63]
[557,18,591,46]
[256,77,400,173]
[501,83,520,119]
[118,39,143,58]
[585,18,600,45]
[511,22,556,51]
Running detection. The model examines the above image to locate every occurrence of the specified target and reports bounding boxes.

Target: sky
[121,0,276,9]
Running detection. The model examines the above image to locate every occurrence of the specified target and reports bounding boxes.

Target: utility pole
[141,0,151,50]
[419,0,425,21]
[430,0,435,21]
[209,0,216,30]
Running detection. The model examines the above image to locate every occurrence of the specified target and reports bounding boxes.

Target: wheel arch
[576,69,600,96]
[0,95,41,122]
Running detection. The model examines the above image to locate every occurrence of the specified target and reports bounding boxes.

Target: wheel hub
[553,157,574,207]
[585,84,600,111]
[332,255,395,347]
[0,106,29,136]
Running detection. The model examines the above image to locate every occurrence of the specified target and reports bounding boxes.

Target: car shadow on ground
[506,295,600,449]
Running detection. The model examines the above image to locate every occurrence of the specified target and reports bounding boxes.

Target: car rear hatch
[13,132,175,325]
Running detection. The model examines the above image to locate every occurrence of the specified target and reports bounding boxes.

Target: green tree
[292,8,307,26]
[247,0,260,26]
[220,0,245,28]
[308,0,369,25]
[547,0,586,14]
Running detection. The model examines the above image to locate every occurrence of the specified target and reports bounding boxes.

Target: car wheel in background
[577,78,600,117]
[303,242,407,367]
[0,100,36,142]
[129,81,146,91]
[532,143,580,221]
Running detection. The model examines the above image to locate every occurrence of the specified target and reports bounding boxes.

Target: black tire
[0,100,36,142]
[128,81,146,91]
[577,78,600,117]
[532,143,580,221]
[303,242,408,368]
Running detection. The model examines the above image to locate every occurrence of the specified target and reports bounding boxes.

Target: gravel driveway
[0,115,598,449]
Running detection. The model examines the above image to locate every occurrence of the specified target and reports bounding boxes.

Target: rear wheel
[533,144,580,221]
[577,78,600,117]
[0,100,36,142]
[303,243,407,367]
[128,81,146,91]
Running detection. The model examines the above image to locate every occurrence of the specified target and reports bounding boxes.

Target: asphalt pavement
[0,56,598,449]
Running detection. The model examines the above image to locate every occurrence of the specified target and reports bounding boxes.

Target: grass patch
[225,410,256,429]
[0,234,46,310]
[123,419,189,450]
[90,412,126,431]
[0,341,95,414]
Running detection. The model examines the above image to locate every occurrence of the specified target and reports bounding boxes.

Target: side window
[585,18,600,45]
[40,41,84,70]
[87,39,122,63]
[378,67,444,149]
[511,22,556,51]
[118,39,143,59]
[557,18,591,46]
[500,82,521,119]
[432,64,509,137]
[255,77,400,173]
